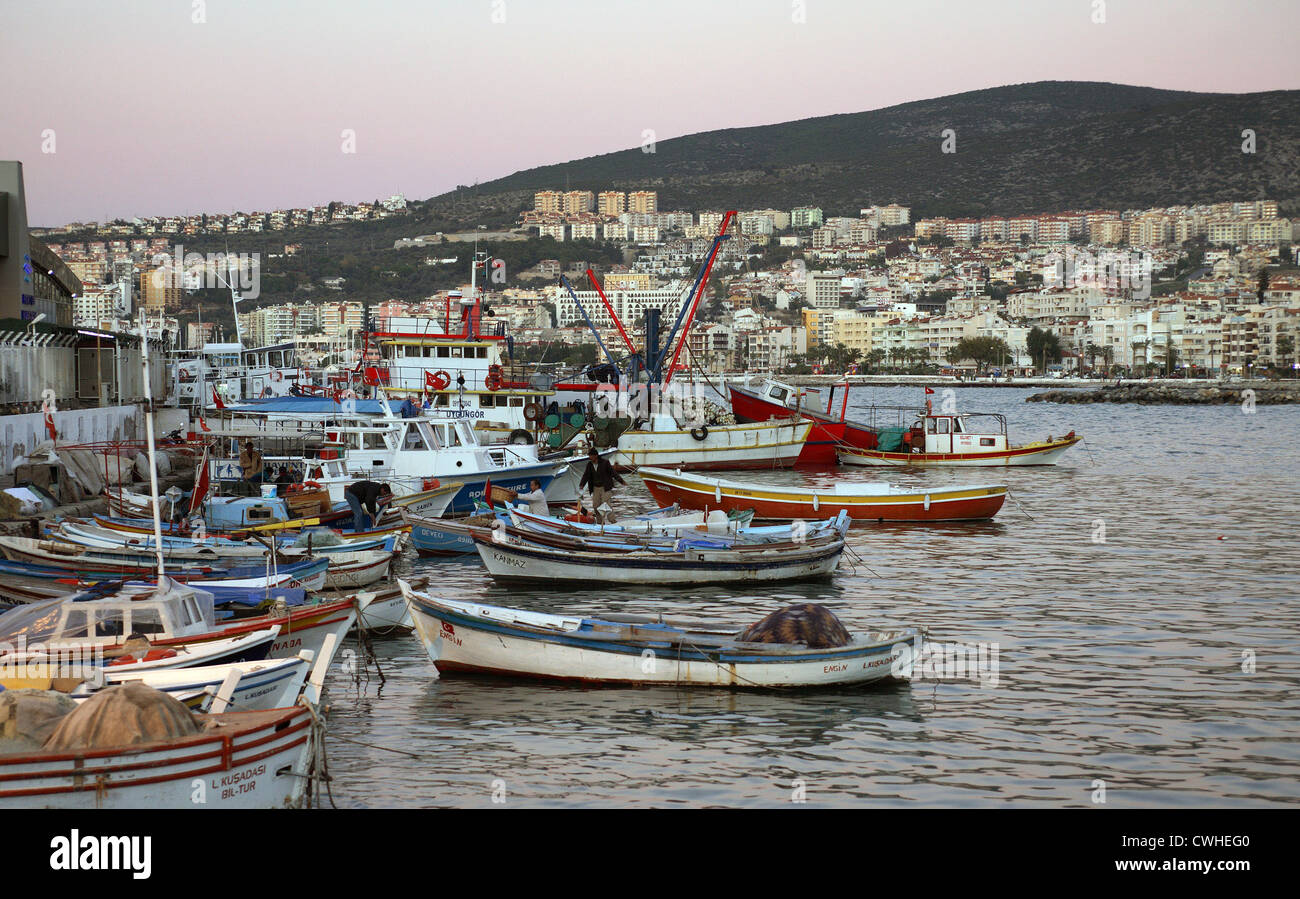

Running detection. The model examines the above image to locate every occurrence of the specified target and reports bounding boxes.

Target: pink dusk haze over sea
[2,0,1297,224]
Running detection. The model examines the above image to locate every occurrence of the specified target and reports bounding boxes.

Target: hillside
[423,81,1300,223]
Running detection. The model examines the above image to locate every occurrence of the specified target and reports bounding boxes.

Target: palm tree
[1131,339,1150,370]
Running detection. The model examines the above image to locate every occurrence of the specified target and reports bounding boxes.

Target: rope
[1006,489,1035,520]
[1079,436,1097,465]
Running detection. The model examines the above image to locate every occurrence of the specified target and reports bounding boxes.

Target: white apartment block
[554,281,689,329]
[792,207,824,228]
[806,271,843,309]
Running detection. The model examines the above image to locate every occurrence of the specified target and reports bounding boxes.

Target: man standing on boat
[514,478,549,518]
[579,448,624,523]
[239,441,264,495]
[344,480,392,533]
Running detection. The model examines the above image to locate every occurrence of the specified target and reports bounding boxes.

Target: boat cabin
[904,412,1008,455]
[0,583,216,650]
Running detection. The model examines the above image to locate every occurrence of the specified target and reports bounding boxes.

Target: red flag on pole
[198,417,211,432]
[483,478,492,508]
[924,387,935,395]
[44,412,57,441]
[189,446,211,516]
[211,385,225,410]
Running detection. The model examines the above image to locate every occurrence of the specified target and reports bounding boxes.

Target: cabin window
[451,347,463,358]
[404,424,429,450]
[435,393,449,407]
[64,610,88,638]
[926,419,937,434]
[130,608,165,635]
[937,419,950,434]
[980,438,996,446]
[770,387,788,402]
[95,610,125,637]
[423,347,432,357]
[477,347,489,358]
[953,419,964,433]
[508,397,523,407]
[183,598,201,626]
[364,431,387,449]
[437,347,450,358]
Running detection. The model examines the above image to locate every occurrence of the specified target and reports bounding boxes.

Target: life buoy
[523,402,543,422]
[430,370,451,391]
[690,426,709,441]
[304,480,322,491]
[271,370,283,382]
[508,428,534,445]
[485,374,502,391]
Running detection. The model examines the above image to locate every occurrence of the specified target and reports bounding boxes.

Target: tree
[947,336,1014,375]
[1276,335,1295,374]
[863,347,888,373]
[1026,327,1062,373]
[1257,267,1270,303]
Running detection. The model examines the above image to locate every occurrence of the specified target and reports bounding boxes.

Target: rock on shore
[1026,383,1300,405]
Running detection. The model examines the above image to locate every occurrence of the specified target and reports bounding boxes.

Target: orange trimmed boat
[638,467,1007,522]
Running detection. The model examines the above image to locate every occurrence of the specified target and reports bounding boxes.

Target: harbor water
[323,386,1300,807]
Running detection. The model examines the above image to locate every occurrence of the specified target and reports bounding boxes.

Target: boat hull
[837,436,1081,467]
[728,386,848,465]
[639,468,1007,522]
[613,419,812,470]
[404,589,913,688]
[473,536,843,585]
[0,706,316,809]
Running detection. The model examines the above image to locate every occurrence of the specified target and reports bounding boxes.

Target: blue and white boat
[400,581,918,688]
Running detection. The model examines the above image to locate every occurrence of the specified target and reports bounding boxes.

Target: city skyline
[3,0,1299,225]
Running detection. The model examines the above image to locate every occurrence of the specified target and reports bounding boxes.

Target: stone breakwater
[1026,383,1300,405]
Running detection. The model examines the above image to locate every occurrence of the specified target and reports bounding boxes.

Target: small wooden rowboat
[0,635,340,809]
[638,466,1007,521]
[472,530,845,585]
[400,582,918,688]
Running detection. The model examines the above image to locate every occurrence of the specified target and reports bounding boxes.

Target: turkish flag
[211,385,226,410]
[189,446,211,516]
[924,387,935,395]
[44,412,57,441]
[425,370,438,389]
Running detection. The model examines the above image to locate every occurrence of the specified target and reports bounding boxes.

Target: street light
[27,312,46,345]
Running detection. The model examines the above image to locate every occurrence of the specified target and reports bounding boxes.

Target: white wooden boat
[387,481,464,519]
[351,578,427,635]
[472,530,845,585]
[837,408,1080,467]
[613,414,812,470]
[401,582,918,688]
[0,635,340,809]
[319,549,393,590]
[70,653,314,712]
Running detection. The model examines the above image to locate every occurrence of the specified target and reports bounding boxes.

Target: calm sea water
[322,386,1300,807]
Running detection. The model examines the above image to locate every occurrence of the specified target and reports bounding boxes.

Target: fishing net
[736,604,852,648]
[43,682,201,751]
[0,689,79,755]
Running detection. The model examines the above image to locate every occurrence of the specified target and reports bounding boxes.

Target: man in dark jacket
[578,449,625,523]
[344,480,391,532]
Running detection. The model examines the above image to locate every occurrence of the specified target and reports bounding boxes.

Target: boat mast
[138,310,166,579]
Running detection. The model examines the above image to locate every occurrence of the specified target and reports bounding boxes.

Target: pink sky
[3,0,1297,225]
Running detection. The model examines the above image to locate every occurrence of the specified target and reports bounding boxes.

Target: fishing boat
[318,549,394,590]
[728,380,849,465]
[613,413,812,470]
[401,583,918,688]
[0,635,339,809]
[638,466,1008,521]
[61,654,315,713]
[472,529,846,585]
[836,409,1080,466]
